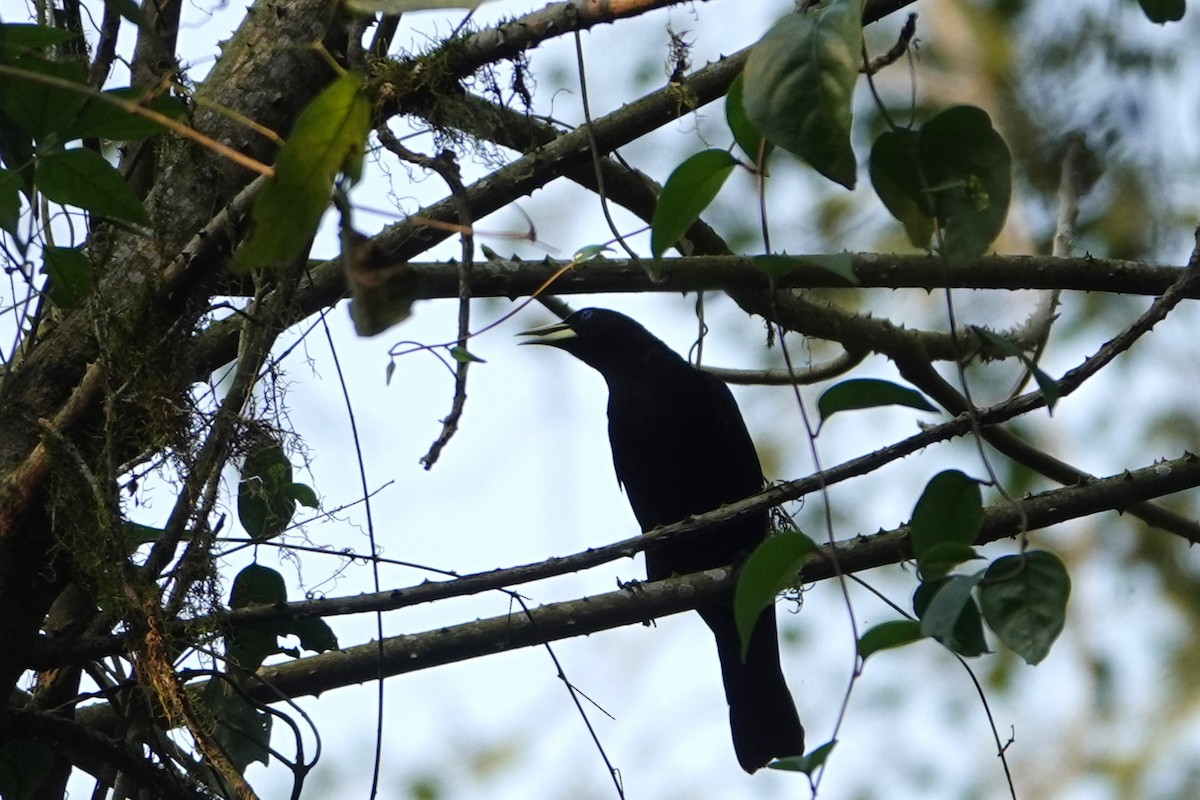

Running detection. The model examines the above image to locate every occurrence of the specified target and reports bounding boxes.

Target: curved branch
[0,0,342,690]
[884,232,1200,539]
[705,349,867,385]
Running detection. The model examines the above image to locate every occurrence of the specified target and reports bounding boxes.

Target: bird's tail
[701,604,805,773]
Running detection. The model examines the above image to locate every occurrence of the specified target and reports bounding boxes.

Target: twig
[862,13,918,74]
[375,129,476,469]
[1006,133,1093,397]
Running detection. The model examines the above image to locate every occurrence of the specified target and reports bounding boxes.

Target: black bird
[520,307,804,773]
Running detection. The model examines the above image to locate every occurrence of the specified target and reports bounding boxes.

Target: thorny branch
[32,452,1200,707]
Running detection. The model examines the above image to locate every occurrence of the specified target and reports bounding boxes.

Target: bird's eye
[579,309,594,321]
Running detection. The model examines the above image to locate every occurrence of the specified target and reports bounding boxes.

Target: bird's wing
[607,366,762,528]
[696,369,764,492]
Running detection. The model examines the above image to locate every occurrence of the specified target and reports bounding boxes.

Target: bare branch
[237,450,1200,700]
[33,441,1200,673]
[56,450,1200,724]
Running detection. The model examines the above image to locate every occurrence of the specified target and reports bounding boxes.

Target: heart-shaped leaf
[742,2,863,188]
[979,551,1070,665]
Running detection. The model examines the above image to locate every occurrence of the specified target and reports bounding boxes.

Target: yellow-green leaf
[857,620,924,659]
[733,530,816,659]
[233,71,371,272]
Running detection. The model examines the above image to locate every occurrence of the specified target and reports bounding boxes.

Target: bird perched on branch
[520,307,804,773]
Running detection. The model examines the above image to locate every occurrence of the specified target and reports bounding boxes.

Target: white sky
[5,0,1200,797]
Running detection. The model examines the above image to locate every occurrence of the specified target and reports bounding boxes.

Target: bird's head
[518,308,672,376]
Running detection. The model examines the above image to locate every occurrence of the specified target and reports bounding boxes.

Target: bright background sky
[5,0,1200,797]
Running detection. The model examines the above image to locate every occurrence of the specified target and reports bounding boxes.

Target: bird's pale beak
[517,321,577,345]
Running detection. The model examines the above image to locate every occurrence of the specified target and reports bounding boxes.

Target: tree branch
[188,251,1195,377]
[376,0,917,120]
[53,450,1200,734]
[0,707,209,800]
[31,449,1200,673]
[229,450,1200,702]
[886,229,1200,539]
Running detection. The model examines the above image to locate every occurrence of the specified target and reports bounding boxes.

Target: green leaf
[0,24,79,58]
[226,563,336,672]
[122,521,166,549]
[914,574,988,657]
[41,246,93,309]
[650,148,738,259]
[979,551,1070,665]
[287,616,338,653]
[61,87,185,141]
[450,345,487,364]
[908,470,982,572]
[0,112,36,203]
[0,735,55,800]
[286,482,319,509]
[972,327,1062,411]
[857,619,924,659]
[917,541,983,582]
[573,243,612,262]
[919,105,1012,265]
[741,2,863,188]
[0,167,23,237]
[227,564,289,672]
[238,443,297,541]
[869,128,934,249]
[733,530,817,659]
[229,564,288,609]
[725,73,772,165]
[234,71,371,272]
[768,739,837,774]
[201,681,272,771]
[1138,0,1185,23]
[817,378,937,425]
[0,53,89,142]
[35,149,149,224]
[871,107,1012,262]
[345,0,489,12]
